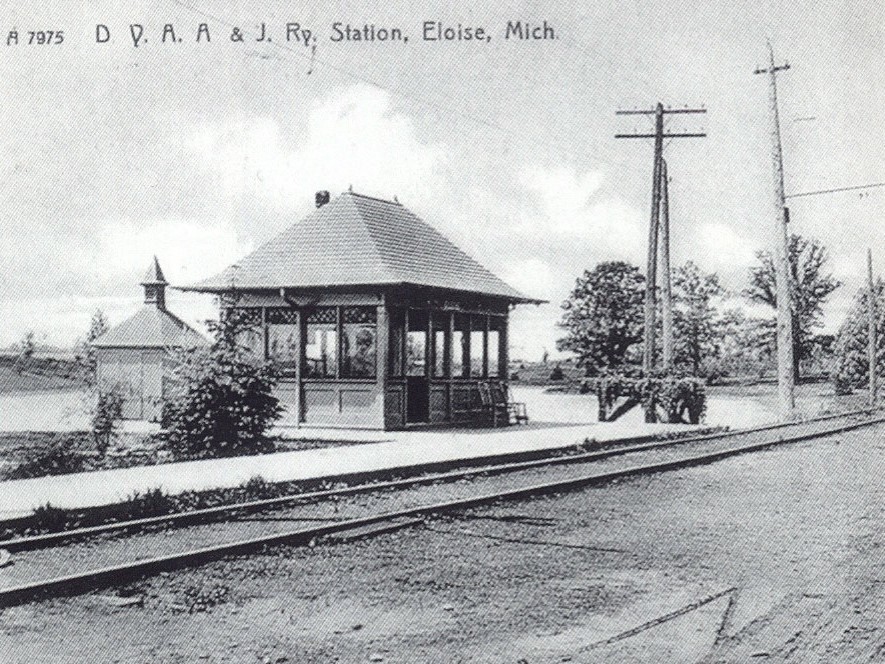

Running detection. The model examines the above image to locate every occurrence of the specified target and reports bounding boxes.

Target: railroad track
[0,407,869,552]
[0,409,881,608]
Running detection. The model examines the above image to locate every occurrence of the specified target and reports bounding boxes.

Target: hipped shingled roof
[182,191,543,304]
[92,257,209,349]
[91,308,208,349]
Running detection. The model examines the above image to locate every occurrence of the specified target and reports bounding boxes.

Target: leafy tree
[165,309,283,459]
[711,308,776,379]
[832,280,885,394]
[557,262,645,374]
[671,261,724,376]
[745,234,841,381]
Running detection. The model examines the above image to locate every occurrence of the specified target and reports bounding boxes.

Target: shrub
[5,437,85,479]
[584,372,707,424]
[240,475,275,501]
[121,487,174,520]
[92,390,124,455]
[549,364,565,381]
[31,503,68,533]
[165,309,283,459]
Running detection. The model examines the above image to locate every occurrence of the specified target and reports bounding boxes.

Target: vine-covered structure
[181,191,543,430]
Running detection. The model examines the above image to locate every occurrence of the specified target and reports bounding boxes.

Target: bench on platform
[478,381,529,427]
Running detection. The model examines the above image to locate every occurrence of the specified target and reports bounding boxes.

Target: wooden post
[868,249,877,408]
[483,315,490,378]
[499,314,509,383]
[660,158,674,372]
[448,311,456,420]
[376,302,389,428]
[643,102,665,422]
[294,309,303,426]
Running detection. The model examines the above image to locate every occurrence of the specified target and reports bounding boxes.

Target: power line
[786,181,885,199]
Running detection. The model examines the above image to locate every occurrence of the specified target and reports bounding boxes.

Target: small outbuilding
[92,257,208,421]
[180,190,544,430]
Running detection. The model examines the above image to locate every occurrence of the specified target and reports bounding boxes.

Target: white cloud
[95,218,252,283]
[501,257,557,301]
[186,84,448,213]
[519,166,605,234]
[516,164,644,260]
[696,222,758,270]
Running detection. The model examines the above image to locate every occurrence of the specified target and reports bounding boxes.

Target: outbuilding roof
[182,191,543,304]
[91,307,209,349]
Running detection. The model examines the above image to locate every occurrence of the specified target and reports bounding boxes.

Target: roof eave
[177,281,546,305]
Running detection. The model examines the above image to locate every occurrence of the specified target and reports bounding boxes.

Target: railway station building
[181,190,543,430]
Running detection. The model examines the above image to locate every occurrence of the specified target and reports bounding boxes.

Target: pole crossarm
[616,108,707,115]
[754,63,790,74]
[615,133,707,139]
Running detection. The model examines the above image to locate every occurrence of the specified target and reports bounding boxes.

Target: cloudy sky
[1,0,883,359]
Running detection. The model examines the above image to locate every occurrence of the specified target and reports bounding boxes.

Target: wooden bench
[478,381,509,427]
[478,381,529,426]
[490,381,528,425]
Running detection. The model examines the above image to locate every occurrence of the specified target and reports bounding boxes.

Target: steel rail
[0,413,882,608]
[0,407,875,553]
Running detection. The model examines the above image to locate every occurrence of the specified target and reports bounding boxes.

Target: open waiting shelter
[181,190,544,430]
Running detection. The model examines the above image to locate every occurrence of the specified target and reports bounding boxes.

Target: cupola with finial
[141,256,168,309]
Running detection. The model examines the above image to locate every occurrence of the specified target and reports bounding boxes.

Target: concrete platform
[0,419,696,520]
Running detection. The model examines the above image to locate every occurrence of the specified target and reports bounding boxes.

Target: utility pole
[660,158,674,371]
[754,41,795,418]
[641,103,665,381]
[868,248,877,408]
[616,104,705,420]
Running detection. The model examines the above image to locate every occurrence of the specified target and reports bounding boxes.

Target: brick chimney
[315,190,331,208]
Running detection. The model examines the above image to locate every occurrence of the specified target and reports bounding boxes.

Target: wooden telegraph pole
[616,104,705,420]
[642,104,665,379]
[868,248,878,408]
[660,158,674,372]
[754,41,795,418]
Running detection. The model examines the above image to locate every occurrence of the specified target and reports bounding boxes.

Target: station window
[267,308,299,377]
[452,313,469,378]
[433,312,450,377]
[470,314,486,377]
[488,317,503,377]
[406,309,428,376]
[388,308,405,377]
[340,307,377,378]
[304,308,337,378]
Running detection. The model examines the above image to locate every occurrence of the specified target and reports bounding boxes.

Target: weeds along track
[0,410,881,607]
